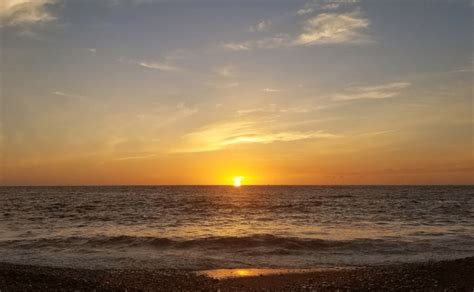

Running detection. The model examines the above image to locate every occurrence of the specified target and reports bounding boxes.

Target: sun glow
[233,176,244,187]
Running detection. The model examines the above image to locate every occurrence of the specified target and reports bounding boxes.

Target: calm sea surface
[0,186,473,269]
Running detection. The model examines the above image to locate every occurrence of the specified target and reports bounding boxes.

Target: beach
[1,257,473,291]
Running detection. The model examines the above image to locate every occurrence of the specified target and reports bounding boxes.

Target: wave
[0,234,452,252]
[1,234,473,265]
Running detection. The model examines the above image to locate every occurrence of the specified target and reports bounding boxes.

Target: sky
[0,0,472,185]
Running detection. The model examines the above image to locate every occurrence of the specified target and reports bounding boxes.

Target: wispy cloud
[222,42,252,51]
[176,119,337,152]
[332,82,411,101]
[119,58,180,72]
[249,20,271,32]
[297,7,315,15]
[118,49,192,72]
[321,3,340,10]
[297,0,360,15]
[223,9,370,50]
[113,154,157,161]
[255,35,291,49]
[0,0,57,28]
[221,131,337,146]
[138,61,179,71]
[222,35,291,51]
[52,91,89,101]
[295,11,370,45]
[176,101,332,152]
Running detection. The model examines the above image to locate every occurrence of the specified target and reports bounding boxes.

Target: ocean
[0,186,472,270]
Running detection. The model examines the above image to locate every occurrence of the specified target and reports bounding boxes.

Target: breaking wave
[2,234,471,254]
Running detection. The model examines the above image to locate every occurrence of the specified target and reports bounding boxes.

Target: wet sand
[0,257,473,291]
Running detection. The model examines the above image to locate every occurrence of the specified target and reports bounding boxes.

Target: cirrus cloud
[332,82,411,101]
[176,118,337,153]
[223,11,371,50]
[295,11,370,45]
[0,0,57,28]
[119,57,181,72]
[137,61,180,71]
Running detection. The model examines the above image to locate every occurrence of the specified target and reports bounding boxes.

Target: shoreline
[197,267,353,279]
[0,257,473,291]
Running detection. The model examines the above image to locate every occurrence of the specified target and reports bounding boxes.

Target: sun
[233,176,244,187]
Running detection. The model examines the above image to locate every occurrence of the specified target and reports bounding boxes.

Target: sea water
[0,186,472,269]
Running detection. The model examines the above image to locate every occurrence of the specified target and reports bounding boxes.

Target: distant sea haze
[0,186,473,269]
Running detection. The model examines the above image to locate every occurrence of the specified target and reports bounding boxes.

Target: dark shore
[0,257,473,291]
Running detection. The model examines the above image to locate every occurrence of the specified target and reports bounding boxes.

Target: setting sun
[233,176,244,187]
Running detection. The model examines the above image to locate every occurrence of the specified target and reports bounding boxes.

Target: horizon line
[1,184,473,187]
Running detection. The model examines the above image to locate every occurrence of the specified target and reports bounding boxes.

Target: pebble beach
[1,257,473,291]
